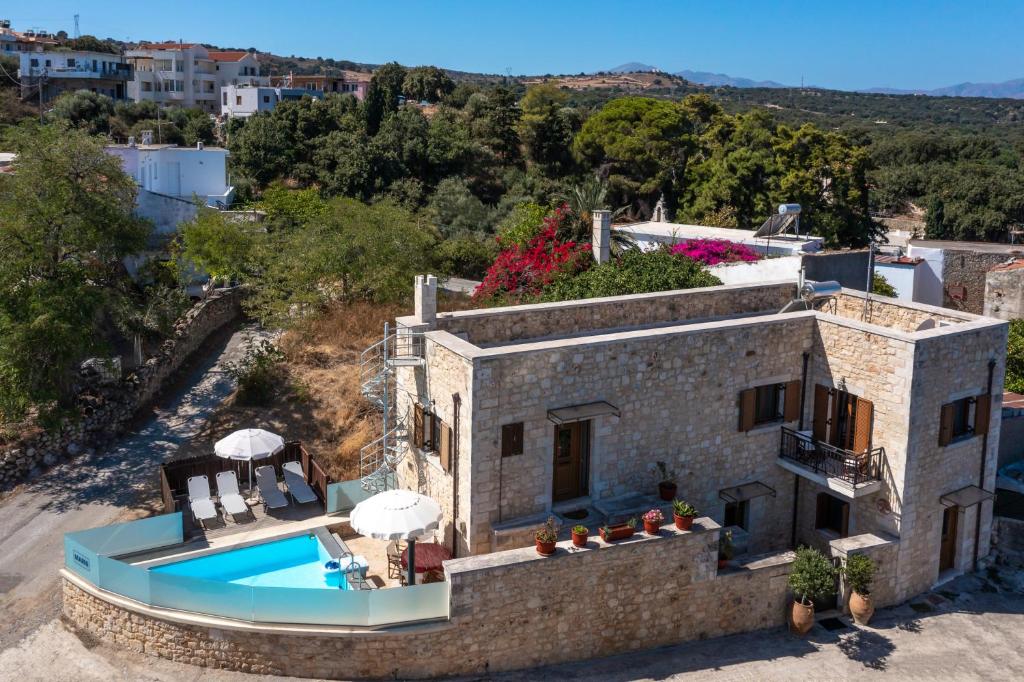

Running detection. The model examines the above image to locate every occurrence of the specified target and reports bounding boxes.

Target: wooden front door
[552,421,589,502]
[939,506,959,572]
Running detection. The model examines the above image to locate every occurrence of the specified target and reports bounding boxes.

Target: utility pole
[38,69,45,123]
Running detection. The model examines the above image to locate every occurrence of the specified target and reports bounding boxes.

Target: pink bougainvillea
[473,204,591,303]
[668,238,762,266]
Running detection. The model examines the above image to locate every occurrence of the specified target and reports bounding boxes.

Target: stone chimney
[414,274,437,327]
[592,210,611,264]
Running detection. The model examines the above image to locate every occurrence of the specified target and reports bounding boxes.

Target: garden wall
[0,287,245,489]
[62,518,804,679]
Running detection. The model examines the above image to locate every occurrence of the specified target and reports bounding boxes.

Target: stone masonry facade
[64,518,835,679]
[397,280,1007,603]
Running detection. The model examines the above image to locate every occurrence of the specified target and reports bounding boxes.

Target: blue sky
[7,1,1022,90]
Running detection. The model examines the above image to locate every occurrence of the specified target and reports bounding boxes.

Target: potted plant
[535,516,559,556]
[718,529,734,569]
[599,517,637,542]
[843,554,877,625]
[788,547,837,635]
[571,524,589,547]
[655,461,677,501]
[672,499,698,530]
[642,508,664,534]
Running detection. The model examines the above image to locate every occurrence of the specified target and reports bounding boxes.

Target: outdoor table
[400,542,451,573]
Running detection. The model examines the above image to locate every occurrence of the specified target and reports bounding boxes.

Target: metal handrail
[779,426,883,486]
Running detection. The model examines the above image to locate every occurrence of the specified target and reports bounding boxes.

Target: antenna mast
[74,14,80,39]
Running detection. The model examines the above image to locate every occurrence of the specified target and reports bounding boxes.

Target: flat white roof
[614,221,824,251]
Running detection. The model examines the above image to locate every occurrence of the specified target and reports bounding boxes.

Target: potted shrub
[642,508,664,534]
[718,529,734,569]
[599,517,637,542]
[571,524,589,547]
[788,547,837,635]
[843,554,877,625]
[655,461,677,501]
[672,499,698,530]
[535,516,559,556]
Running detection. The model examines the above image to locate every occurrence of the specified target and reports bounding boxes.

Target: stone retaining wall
[0,287,245,488]
[62,518,801,679]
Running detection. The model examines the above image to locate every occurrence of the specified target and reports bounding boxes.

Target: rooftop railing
[779,426,883,486]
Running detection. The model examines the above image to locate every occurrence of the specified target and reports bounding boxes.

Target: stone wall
[984,262,1024,321]
[432,282,796,346]
[833,291,965,333]
[941,248,1022,315]
[0,287,245,489]
[62,517,808,679]
[463,314,815,556]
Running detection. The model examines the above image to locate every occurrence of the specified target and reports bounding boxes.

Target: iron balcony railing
[779,426,883,486]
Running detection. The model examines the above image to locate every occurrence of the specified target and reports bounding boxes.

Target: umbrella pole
[407,538,416,587]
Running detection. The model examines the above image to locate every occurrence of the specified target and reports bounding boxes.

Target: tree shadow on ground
[837,629,895,671]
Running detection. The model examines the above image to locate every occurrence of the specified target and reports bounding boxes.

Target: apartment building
[0,20,57,53]
[270,72,370,100]
[18,49,132,103]
[383,221,1006,604]
[220,84,321,118]
[127,43,267,114]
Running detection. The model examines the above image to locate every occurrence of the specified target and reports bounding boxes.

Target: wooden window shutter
[413,404,424,449]
[852,397,874,453]
[938,402,955,447]
[738,389,757,432]
[812,385,832,442]
[783,379,802,423]
[429,413,440,452]
[974,394,992,436]
[501,422,524,457]
[815,493,827,528]
[439,423,453,473]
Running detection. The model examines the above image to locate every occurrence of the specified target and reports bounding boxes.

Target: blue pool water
[151,534,351,590]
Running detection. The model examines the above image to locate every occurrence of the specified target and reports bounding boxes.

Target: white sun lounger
[187,475,219,528]
[255,465,289,510]
[215,470,250,519]
[282,461,318,505]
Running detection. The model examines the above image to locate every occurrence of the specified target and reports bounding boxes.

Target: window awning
[940,485,995,509]
[719,481,777,504]
[547,401,619,425]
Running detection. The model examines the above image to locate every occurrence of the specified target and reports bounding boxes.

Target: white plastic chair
[255,465,289,510]
[215,470,250,519]
[187,475,218,528]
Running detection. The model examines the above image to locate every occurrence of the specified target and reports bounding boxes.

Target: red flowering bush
[668,238,762,266]
[473,205,592,304]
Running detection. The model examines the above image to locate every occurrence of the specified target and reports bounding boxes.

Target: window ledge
[746,420,787,435]
[943,435,980,452]
[815,528,842,542]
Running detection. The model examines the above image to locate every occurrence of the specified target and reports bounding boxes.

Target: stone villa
[391,219,1008,604]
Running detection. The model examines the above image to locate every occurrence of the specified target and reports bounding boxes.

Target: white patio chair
[255,465,289,510]
[281,461,318,505]
[186,475,219,528]
[215,470,251,520]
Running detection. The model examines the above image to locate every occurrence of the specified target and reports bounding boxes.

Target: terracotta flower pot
[643,519,661,534]
[599,525,635,542]
[674,514,694,531]
[790,599,815,635]
[571,530,588,548]
[849,591,875,625]
[658,482,677,501]
[536,539,556,556]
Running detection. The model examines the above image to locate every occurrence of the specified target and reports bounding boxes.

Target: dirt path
[0,323,261,651]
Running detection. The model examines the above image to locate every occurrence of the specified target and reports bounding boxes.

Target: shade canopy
[214,429,285,462]
[349,489,443,541]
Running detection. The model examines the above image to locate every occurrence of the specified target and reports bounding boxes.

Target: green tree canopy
[0,124,147,419]
[403,66,455,103]
[541,249,721,302]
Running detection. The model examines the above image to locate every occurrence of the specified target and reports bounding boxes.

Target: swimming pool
[151,534,353,590]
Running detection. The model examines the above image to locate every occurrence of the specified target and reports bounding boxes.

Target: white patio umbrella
[349,489,443,586]
[214,428,285,492]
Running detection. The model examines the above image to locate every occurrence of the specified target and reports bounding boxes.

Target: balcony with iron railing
[777,426,884,498]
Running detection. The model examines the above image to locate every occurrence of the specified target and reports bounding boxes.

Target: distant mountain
[862,78,1024,99]
[674,70,788,89]
[608,62,661,73]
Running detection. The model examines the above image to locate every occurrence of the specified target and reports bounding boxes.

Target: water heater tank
[799,280,841,301]
[779,203,802,215]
